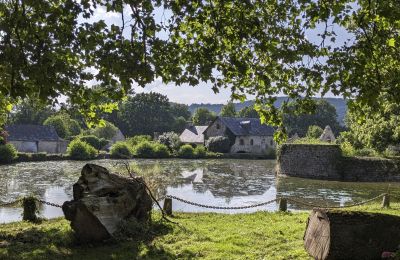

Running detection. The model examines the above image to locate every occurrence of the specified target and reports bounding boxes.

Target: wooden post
[22,196,38,222]
[163,198,172,216]
[382,194,390,208]
[279,198,287,212]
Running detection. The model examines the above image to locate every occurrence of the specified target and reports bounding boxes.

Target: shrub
[134,141,156,158]
[91,121,118,140]
[354,148,378,157]
[0,130,8,145]
[78,135,108,151]
[110,142,132,159]
[194,146,207,158]
[178,144,195,158]
[67,139,97,160]
[340,141,356,157]
[126,135,152,147]
[0,144,17,164]
[206,136,231,153]
[153,143,170,158]
[44,115,68,139]
[158,132,181,151]
[31,152,47,160]
[306,125,324,139]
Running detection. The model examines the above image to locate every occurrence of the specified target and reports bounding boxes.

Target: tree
[43,113,82,139]
[220,102,236,117]
[192,108,216,125]
[8,100,56,125]
[283,100,342,137]
[0,1,398,142]
[169,103,191,120]
[91,121,118,140]
[238,106,259,118]
[117,93,175,136]
[341,94,400,153]
[306,125,324,139]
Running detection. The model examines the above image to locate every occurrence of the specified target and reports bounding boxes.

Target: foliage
[8,99,56,125]
[126,135,153,147]
[193,146,207,158]
[340,141,357,157]
[0,0,399,141]
[169,103,192,120]
[341,96,400,153]
[283,100,342,137]
[133,141,157,158]
[192,108,216,125]
[78,135,108,151]
[206,136,231,153]
[67,139,97,160]
[178,144,195,158]
[0,130,8,145]
[43,114,82,139]
[153,143,171,158]
[158,132,181,152]
[292,138,334,145]
[238,106,259,118]
[172,116,188,134]
[110,142,132,159]
[91,121,118,140]
[0,143,17,164]
[219,102,236,117]
[306,125,324,139]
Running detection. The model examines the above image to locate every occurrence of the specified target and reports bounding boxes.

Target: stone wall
[276,144,400,182]
[231,135,275,154]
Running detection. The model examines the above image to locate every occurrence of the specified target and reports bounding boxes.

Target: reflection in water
[1,159,400,223]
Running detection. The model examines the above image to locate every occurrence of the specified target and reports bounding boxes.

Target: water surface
[1,159,399,223]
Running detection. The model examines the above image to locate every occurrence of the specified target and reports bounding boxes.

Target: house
[204,117,275,154]
[319,125,336,143]
[179,125,208,145]
[5,124,69,153]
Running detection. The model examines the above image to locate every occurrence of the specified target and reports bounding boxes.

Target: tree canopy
[219,102,237,117]
[192,107,216,125]
[0,0,398,140]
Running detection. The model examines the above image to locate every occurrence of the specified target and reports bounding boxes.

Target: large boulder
[62,164,152,243]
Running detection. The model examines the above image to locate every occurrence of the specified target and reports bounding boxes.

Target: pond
[1,159,399,223]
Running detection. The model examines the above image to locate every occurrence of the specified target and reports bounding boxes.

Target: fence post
[163,198,173,216]
[279,198,287,212]
[382,194,390,208]
[22,196,38,222]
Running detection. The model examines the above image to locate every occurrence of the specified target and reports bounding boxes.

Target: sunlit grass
[1,203,400,260]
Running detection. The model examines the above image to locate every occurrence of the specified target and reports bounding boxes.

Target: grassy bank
[1,203,400,260]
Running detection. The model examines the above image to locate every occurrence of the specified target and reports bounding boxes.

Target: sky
[81,4,351,105]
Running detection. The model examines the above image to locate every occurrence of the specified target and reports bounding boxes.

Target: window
[250,139,254,145]
[270,139,274,146]
[239,139,244,145]
[216,124,220,130]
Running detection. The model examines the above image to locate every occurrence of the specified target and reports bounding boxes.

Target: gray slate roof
[218,117,274,136]
[5,124,61,141]
[180,126,208,144]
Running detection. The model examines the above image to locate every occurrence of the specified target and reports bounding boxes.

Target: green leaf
[388,38,395,47]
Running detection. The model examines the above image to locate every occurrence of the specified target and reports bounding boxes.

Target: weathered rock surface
[62,164,152,243]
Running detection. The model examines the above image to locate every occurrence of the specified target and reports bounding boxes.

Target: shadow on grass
[0,219,194,260]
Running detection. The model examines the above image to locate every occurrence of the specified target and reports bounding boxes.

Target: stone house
[203,117,275,154]
[5,124,69,153]
[179,125,208,145]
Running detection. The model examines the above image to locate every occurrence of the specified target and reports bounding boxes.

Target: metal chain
[285,193,385,209]
[165,195,278,210]
[36,199,63,208]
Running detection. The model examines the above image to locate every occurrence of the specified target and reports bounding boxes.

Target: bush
[158,132,181,151]
[306,125,324,139]
[44,114,82,139]
[178,144,195,158]
[110,142,132,159]
[0,130,8,145]
[134,141,156,158]
[206,136,231,153]
[153,143,170,158]
[126,135,152,147]
[354,148,378,157]
[31,152,47,160]
[91,121,118,140]
[67,139,97,160]
[340,141,357,157]
[194,146,207,158]
[0,144,18,164]
[78,135,108,151]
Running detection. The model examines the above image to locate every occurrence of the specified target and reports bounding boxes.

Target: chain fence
[162,192,394,210]
[0,192,397,211]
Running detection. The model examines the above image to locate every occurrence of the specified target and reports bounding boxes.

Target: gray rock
[62,164,152,243]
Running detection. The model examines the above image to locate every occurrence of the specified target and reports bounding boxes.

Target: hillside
[188,97,347,124]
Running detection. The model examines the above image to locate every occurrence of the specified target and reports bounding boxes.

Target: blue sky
[83,5,351,105]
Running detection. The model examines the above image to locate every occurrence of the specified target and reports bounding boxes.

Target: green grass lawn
[1,203,400,260]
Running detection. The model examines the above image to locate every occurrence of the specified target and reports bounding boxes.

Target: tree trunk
[304,209,400,260]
